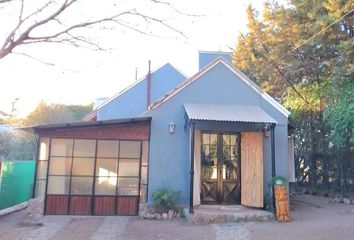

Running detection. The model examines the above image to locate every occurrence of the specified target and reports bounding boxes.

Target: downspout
[271,124,276,178]
[189,121,195,214]
[146,60,151,109]
[271,123,276,212]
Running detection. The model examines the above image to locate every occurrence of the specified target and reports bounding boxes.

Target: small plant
[271,175,288,186]
[152,188,181,213]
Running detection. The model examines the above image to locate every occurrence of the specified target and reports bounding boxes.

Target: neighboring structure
[27,51,291,216]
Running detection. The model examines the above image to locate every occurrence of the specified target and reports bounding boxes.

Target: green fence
[0,160,35,210]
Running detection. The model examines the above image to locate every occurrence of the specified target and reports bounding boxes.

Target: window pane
[97,140,119,158]
[51,139,73,156]
[231,135,237,145]
[72,158,94,176]
[35,180,46,200]
[47,176,70,194]
[95,177,117,195]
[202,134,209,144]
[119,159,139,177]
[74,139,96,157]
[141,166,148,185]
[210,134,217,144]
[141,141,149,165]
[96,158,118,177]
[117,178,139,196]
[39,138,50,160]
[140,184,147,203]
[49,157,72,175]
[37,161,48,179]
[223,135,230,145]
[70,177,93,195]
[119,141,140,158]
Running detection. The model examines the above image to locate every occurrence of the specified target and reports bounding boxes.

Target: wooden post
[274,184,290,222]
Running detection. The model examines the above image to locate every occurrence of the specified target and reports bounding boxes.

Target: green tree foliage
[0,101,93,161]
[233,0,353,194]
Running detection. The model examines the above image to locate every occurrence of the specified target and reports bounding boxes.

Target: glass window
[49,157,72,175]
[74,139,96,157]
[117,178,139,196]
[140,184,147,203]
[47,176,70,194]
[119,159,139,177]
[96,158,118,177]
[35,180,46,200]
[95,177,117,195]
[202,134,209,144]
[70,177,93,195]
[72,158,94,176]
[119,141,140,158]
[39,138,50,160]
[37,161,48,179]
[97,140,119,158]
[51,139,73,156]
[141,166,148,185]
[141,141,149,166]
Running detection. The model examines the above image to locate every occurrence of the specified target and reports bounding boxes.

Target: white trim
[81,109,97,122]
[148,58,290,117]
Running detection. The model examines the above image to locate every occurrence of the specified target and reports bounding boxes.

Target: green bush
[152,188,181,213]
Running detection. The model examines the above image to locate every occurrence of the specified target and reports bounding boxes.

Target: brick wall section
[36,122,150,140]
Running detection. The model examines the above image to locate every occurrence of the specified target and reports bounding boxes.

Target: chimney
[146,60,151,109]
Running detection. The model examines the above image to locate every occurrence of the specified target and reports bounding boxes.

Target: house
[28,51,291,216]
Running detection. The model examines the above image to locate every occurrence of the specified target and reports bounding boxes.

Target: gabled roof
[82,63,188,121]
[148,58,290,117]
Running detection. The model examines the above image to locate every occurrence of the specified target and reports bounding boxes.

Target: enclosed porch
[184,104,277,213]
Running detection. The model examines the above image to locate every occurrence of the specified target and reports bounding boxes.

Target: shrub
[152,188,181,213]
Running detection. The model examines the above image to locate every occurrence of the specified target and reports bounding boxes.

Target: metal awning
[184,103,277,124]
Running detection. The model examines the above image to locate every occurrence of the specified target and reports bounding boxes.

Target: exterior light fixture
[168,121,176,134]
[263,123,271,137]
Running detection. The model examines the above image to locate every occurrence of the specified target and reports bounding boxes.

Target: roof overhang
[184,103,277,124]
[19,117,152,134]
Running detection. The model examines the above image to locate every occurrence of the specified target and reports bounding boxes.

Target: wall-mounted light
[168,121,176,134]
[263,123,271,137]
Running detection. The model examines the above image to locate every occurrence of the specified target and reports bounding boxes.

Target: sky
[0,0,268,117]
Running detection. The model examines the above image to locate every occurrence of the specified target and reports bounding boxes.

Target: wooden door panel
[241,132,263,207]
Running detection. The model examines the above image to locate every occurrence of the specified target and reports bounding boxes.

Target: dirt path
[247,195,354,240]
[0,195,353,240]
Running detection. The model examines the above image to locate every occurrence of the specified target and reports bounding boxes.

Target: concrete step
[185,205,274,224]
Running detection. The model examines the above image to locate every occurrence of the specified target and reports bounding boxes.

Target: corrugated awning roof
[184,104,277,124]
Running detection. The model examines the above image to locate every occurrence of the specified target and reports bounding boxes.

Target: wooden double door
[200,132,241,204]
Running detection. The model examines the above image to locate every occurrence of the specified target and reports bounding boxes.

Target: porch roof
[184,103,277,124]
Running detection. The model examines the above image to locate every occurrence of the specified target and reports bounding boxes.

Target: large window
[35,138,50,199]
[35,138,149,206]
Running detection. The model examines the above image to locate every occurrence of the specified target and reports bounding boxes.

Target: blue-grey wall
[97,63,186,120]
[145,62,289,205]
[199,51,233,70]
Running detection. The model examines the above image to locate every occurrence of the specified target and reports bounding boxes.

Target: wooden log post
[274,184,290,222]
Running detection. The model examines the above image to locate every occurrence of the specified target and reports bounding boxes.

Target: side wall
[146,62,289,205]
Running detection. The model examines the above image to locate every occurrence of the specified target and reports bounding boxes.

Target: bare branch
[0,0,192,60]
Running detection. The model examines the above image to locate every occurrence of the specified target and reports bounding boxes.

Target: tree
[24,100,93,125]
[233,0,354,194]
[0,0,187,59]
[0,101,93,160]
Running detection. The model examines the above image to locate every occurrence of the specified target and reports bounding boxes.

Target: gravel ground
[0,195,353,240]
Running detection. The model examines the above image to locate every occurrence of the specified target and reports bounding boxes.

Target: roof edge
[19,117,152,133]
[148,58,290,118]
